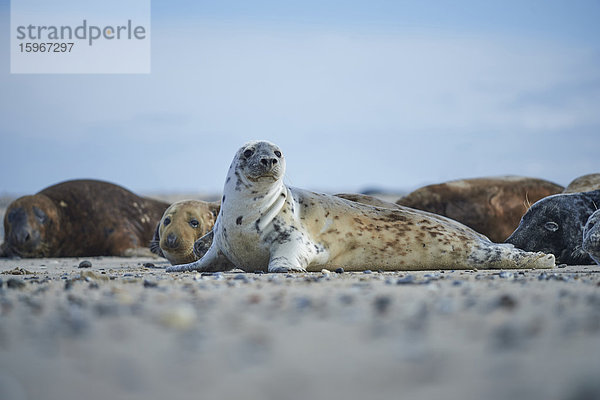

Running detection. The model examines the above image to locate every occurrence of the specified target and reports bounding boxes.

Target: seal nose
[165,233,179,249]
[260,158,278,169]
[14,229,31,245]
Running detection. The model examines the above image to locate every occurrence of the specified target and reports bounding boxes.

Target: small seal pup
[505,190,600,265]
[0,179,169,258]
[150,200,220,265]
[396,176,564,242]
[167,140,554,273]
[563,173,600,193]
[582,209,600,265]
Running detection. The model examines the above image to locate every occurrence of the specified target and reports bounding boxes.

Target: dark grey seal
[505,190,600,265]
[583,209,600,265]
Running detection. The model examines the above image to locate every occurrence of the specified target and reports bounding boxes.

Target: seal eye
[544,221,559,232]
[164,217,171,226]
[7,209,18,223]
[32,206,48,224]
[189,219,199,228]
[274,150,282,158]
[243,149,254,158]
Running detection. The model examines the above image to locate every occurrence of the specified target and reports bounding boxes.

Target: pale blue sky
[1,1,599,195]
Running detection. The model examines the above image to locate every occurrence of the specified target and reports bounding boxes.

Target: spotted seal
[582,209,600,265]
[396,176,564,242]
[563,173,600,193]
[0,179,169,258]
[166,140,554,273]
[150,200,220,265]
[505,190,600,265]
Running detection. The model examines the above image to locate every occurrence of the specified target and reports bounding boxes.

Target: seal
[150,199,220,265]
[582,209,600,265]
[505,190,600,265]
[188,193,399,261]
[396,176,564,242]
[0,179,169,258]
[166,140,554,273]
[563,173,600,193]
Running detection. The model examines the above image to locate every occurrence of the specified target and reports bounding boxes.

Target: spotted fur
[167,141,555,273]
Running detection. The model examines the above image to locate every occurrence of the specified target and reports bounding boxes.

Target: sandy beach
[1,256,599,400]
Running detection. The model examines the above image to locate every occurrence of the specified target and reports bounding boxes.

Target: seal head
[506,190,600,264]
[150,200,220,265]
[2,195,59,257]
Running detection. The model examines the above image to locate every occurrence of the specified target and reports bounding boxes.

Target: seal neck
[223,174,288,230]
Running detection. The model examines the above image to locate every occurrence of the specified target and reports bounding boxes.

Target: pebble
[320,269,331,275]
[293,296,312,310]
[234,274,250,283]
[495,294,518,310]
[213,272,224,281]
[452,280,463,286]
[143,280,158,288]
[4,267,33,275]
[499,271,514,279]
[374,295,392,315]
[80,270,109,282]
[363,270,372,274]
[335,268,344,273]
[143,262,156,268]
[159,304,196,330]
[7,278,26,289]
[78,260,92,268]
[397,275,415,285]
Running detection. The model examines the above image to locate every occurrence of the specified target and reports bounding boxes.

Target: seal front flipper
[267,255,307,273]
[166,243,232,272]
[267,240,310,273]
[193,230,215,259]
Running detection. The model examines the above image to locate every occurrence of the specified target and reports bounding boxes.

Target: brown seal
[150,200,220,265]
[563,173,600,193]
[0,179,169,258]
[396,176,564,242]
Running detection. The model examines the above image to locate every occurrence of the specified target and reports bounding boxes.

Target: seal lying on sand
[396,176,564,242]
[0,179,169,258]
[563,173,600,193]
[506,190,600,265]
[167,140,554,273]
[582,209,600,265]
[150,200,220,265]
